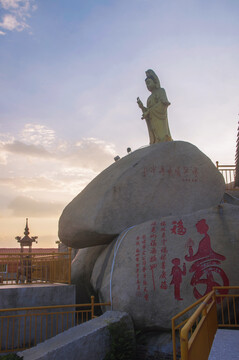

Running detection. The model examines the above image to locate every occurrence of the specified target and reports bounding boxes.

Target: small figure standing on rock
[137,69,173,144]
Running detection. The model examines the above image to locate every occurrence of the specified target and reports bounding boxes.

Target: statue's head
[172,258,180,266]
[145,69,160,91]
[196,219,209,235]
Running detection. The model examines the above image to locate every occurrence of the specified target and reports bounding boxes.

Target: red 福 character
[185,219,229,299]
[170,258,186,301]
[171,220,186,235]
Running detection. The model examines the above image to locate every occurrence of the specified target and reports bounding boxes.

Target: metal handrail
[172,286,239,360]
[171,294,208,360]
[0,296,111,353]
[0,249,72,285]
[180,291,217,360]
[216,162,236,189]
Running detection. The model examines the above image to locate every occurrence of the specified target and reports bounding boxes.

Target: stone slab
[18,311,134,360]
[209,329,239,360]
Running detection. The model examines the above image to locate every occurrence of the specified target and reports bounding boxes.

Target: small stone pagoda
[15,218,38,253]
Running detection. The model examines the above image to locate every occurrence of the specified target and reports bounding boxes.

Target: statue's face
[145,77,156,91]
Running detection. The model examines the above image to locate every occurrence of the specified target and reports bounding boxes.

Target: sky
[0,0,238,248]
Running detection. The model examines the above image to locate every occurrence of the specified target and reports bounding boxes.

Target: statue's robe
[146,87,172,144]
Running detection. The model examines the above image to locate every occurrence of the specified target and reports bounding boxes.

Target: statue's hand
[137,97,144,109]
[142,109,149,120]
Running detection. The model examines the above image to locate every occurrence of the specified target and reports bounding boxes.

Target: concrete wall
[0,284,75,351]
[18,311,134,360]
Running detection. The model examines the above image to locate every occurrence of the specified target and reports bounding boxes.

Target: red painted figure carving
[185,238,194,257]
[185,219,229,299]
[170,258,186,300]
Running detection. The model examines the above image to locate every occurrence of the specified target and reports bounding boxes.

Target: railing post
[180,330,189,360]
[51,253,55,283]
[91,296,95,319]
[68,248,72,284]
[171,318,177,360]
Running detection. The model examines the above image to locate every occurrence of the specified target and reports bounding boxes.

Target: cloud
[0,0,24,9]
[0,151,7,164]
[8,196,64,217]
[0,176,60,191]
[1,134,116,170]
[61,137,116,172]
[0,126,117,225]
[0,169,96,194]
[0,125,116,202]
[0,13,26,31]
[3,140,52,158]
[1,123,116,170]
[20,124,56,147]
[0,0,36,33]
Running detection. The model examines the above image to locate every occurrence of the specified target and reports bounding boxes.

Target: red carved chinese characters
[142,165,198,183]
[185,219,229,299]
[191,167,198,182]
[159,221,168,290]
[142,234,149,301]
[135,236,141,297]
[170,258,186,300]
[150,222,158,291]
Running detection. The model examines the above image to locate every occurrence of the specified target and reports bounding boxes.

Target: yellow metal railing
[0,296,111,353]
[172,286,239,360]
[0,249,72,285]
[171,294,208,360]
[216,162,236,189]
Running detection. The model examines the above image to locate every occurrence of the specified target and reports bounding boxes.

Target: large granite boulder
[91,203,239,330]
[71,244,107,304]
[59,141,225,249]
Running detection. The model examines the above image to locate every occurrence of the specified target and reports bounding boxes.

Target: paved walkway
[209,329,239,360]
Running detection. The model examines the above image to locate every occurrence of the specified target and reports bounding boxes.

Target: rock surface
[59,141,225,249]
[71,244,107,303]
[223,192,239,206]
[91,204,239,330]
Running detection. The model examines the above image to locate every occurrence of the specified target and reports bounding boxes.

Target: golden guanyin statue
[137,69,173,144]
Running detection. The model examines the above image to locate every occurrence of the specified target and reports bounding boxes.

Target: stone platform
[209,329,239,360]
[0,283,75,309]
[0,283,76,351]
